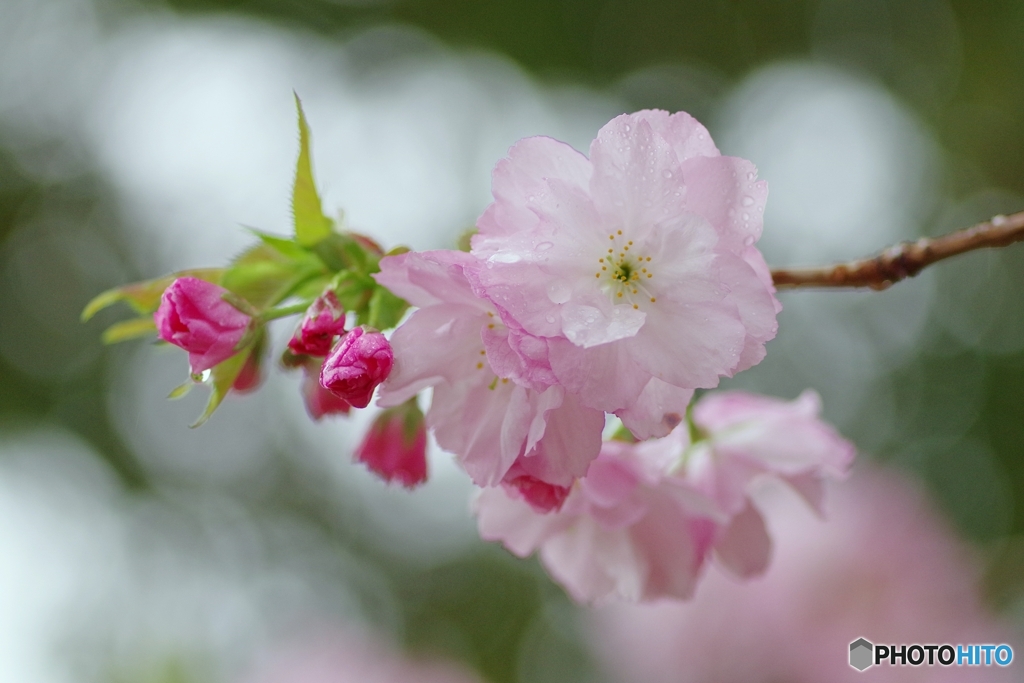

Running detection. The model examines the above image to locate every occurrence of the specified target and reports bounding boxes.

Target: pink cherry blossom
[687,389,854,576]
[470,110,779,437]
[475,437,721,603]
[154,276,251,373]
[356,404,428,488]
[590,468,1018,683]
[475,388,855,602]
[320,327,394,409]
[288,291,347,357]
[375,250,604,488]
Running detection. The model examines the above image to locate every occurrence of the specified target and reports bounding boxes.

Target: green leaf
[101,317,157,344]
[245,227,309,260]
[167,380,194,400]
[292,94,333,247]
[222,243,327,310]
[81,268,223,321]
[190,349,249,428]
[366,284,409,331]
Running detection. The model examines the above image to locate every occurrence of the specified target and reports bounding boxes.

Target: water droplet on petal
[624,124,631,132]
[662,169,673,178]
[545,314,556,324]
[742,196,755,207]
[536,241,553,251]
[547,281,572,304]
[746,172,755,181]
[742,212,750,221]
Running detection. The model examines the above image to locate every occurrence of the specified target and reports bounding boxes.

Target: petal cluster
[474,391,854,603]
[376,110,780,499]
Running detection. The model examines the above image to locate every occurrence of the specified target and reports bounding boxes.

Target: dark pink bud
[502,474,571,513]
[287,291,347,357]
[301,360,352,420]
[355,403,427,488]
[154,277,251,373]
[231,351,263,393]
[320,327,393,409]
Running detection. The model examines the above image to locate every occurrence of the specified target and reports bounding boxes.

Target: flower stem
[260,301,312,321]
[770,209,1024,290]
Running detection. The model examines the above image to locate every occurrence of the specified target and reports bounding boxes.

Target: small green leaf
[82,268,223,321]
[190,349,249,428]
[245,227,309,260]
[223,242,328,310]
[292,94,333,247]
[366,284,409,331]
[101,317,157,344]
[167,380,194,400]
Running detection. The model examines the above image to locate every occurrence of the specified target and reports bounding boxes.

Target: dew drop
[624,124,632,132]
[545,314,556,324]
[742,212,750,221]
[536,241,553,251]
[547,281,572,304]
[662,169,673,179]
[742,196,755,207]
[746,172,755,181]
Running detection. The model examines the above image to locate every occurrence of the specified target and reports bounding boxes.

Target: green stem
[259,301,313,321]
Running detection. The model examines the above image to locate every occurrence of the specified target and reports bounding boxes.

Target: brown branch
[769,210,1024,291]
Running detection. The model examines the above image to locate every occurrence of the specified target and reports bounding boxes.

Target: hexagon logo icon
[850,638,874,671]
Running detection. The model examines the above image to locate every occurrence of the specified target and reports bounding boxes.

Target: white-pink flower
[475,437,721,603]
[474,389,854,603]
[374,250,604,489]
[687,389,855,577]
[470,110,780,438]
[590,468,1018,683]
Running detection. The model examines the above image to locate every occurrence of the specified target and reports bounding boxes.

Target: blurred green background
[2,0,1024,681]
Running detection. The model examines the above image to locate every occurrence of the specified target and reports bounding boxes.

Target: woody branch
[770,210,1024,291]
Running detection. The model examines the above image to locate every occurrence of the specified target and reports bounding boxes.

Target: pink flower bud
[154,277,251,373]
[301,360,352,420]
[355,403,427,488]
[320,327,393,409]
[287,291,346,357]
[231,351,263,393]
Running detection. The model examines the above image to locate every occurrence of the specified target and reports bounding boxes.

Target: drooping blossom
[474,389,854,603]
[288,291,347,357]
[300,359,351,420]
[320,327,394,409]
[476,436,720,603]
[154,276,252,373]
[469,110,780,437]
[374,250,604,488]
[240,626,482,683]
[356,401,428,488]
[590,468,1018,683]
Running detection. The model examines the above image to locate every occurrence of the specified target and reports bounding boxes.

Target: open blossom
[320,327,394,409]
[375,250,604,488]
[476,437,721,603]
[288,291,347,357]
[470,110,780,436]
[590,468,1018,683]
[475,389,854,603]
[687,389,855,577]
[355,402,428,488]
[154,276,251,373]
